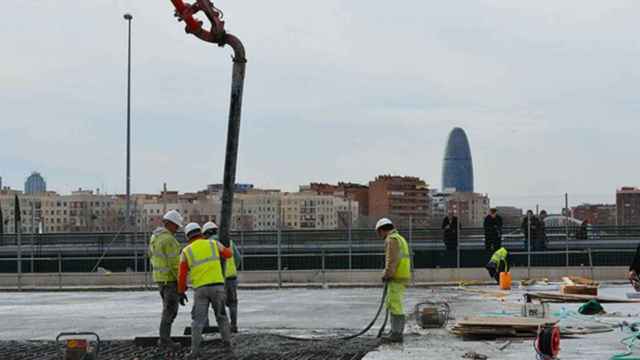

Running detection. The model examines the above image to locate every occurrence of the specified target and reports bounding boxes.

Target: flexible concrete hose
[277,283,389,341]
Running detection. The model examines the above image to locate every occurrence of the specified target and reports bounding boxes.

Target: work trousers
[385,280,407,316]
[191,284,231,350]
[158,283,179,341]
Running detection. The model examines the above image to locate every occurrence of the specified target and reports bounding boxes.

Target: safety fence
[0,226,638,285]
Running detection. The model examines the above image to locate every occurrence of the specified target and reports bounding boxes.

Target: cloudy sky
[1,1,638,211]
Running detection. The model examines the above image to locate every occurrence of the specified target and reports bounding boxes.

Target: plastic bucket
[499,272,512,290]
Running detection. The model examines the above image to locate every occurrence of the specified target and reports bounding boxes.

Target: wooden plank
[527,292,640,303]
[457,316,558,328]
[561,285,598,296]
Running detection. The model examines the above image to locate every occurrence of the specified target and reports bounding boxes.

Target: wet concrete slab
[0,285,637,359]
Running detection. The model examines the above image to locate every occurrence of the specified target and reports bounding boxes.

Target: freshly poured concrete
[0,285,637,359]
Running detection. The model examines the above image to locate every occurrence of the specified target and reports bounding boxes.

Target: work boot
[190,326,203,358]
[382,315,405,344]
[157,338,181,352]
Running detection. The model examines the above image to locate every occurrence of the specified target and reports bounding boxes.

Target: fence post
[277,228,282,289]
[565,193,570,268]
[456,217,461,271]
[134,234,138,274]
[58,252,62,289]
[409,216,414,283]
[240,228,245,272]
[527,212,531,279]
[348,208,353,271]
[587,248,594,280]
[321,250,326,287]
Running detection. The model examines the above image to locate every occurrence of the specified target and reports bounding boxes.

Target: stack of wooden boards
[560,276,598,296]
[451,316,558,338]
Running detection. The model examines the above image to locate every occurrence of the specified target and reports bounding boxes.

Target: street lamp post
[124,13,133,230]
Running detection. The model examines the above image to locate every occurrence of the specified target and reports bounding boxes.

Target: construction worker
[376,218,411,343]
[148,209,186,351]
[203,221,242,333]
[486,247,509,284]
[178,222,233,358]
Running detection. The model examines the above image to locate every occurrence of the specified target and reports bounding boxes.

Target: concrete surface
[0,285,637,359]
[0,266,627,288]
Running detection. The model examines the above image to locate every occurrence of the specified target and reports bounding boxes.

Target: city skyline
[1,1,638,213]
[0,169,627,215]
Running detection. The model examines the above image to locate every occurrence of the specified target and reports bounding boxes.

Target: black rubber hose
[376,309,389,338]
[277,283,389,341]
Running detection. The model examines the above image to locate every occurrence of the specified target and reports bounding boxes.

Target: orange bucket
[499,272,512,290]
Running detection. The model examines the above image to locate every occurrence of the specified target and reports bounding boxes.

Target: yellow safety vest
[149,229,181,283]
[389,231,411,281]
[182,239,225,288]
[225,241,238,279]
[490,247,509,272]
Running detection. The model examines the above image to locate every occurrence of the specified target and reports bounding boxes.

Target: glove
[179,293,188,306]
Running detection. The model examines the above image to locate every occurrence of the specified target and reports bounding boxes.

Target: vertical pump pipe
[218,34,246,247]
[169,0,247,247]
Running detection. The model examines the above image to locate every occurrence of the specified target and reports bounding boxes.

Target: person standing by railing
[484,208,503,252]
[441,211,458,252]
[628,242,640,291]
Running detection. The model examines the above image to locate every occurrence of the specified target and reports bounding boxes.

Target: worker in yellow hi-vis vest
[148,209,185,352]
[376,217,411,343]
[203,221,242,333]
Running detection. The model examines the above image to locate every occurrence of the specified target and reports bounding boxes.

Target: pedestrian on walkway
[148,210,186,352]
[483,208,503,252]
[178,222,233,358]
[521,210,539,251]
[441,211,458,251]
[376,218,411,343]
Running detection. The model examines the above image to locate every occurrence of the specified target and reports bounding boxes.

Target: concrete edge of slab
[0,280,629,292]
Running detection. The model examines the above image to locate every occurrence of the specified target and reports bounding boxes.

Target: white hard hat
[184,222,202,238]
[162,210,184,228]
[203,221,218,233]
[375,217,393,231]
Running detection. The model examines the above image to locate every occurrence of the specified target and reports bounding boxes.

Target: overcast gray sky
[1,1,638,211]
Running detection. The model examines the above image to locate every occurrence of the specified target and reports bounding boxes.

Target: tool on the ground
[534,324,560,360]
[415,300,450,329]
[169,0,246,249]
[56,332,100,360]
[522,303,550,318]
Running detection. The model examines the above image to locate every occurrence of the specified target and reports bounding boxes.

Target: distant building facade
[617,187,640,225]
[368,175,431,227]
[442,127,474,193]
[25,172,46,194]
[305,182,369,217]
[572,204,616,225]
[447,192,490,227]
[495,206,523,227]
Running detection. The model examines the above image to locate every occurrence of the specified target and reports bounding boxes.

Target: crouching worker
[178,223,233,358]
[486,247,509,284]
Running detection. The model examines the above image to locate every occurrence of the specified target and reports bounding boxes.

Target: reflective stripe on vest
[149,233,179,282]
[225,243,238,279]
[183,239,225,288]
[390,232,411,281]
